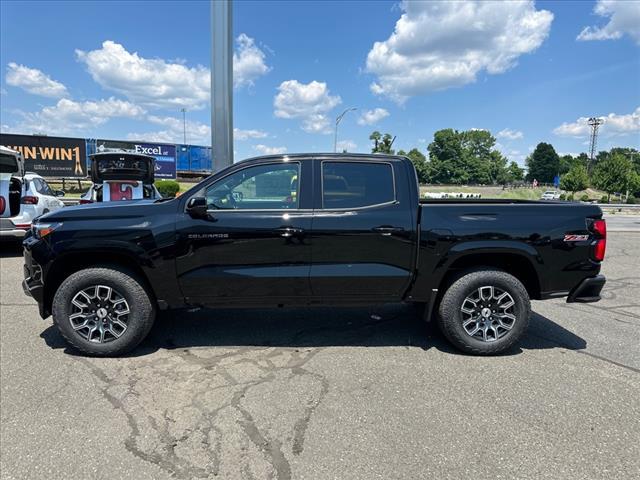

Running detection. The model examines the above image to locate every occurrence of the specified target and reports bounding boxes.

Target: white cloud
[366,0,553,103]
[274,80,341,134]
[6,62,68,98]
[497,128,524,140]
[553,107,640,138]
[76,41,209,109]
[126,115,211,144]
[253,144,287,155]
[577,0,640,44]
[76,35,269,109]
[233,33,271,88]
[234,127,268,140]
[357,108,389,126]
[336,139,357,152]
[13,97,144,135]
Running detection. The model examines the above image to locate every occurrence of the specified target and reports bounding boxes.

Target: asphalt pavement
[1,233,639,480]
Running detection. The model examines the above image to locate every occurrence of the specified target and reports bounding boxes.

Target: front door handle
[372,226,405,236]
[276,227,305,238]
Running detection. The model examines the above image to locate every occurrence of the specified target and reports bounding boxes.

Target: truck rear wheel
[437,269,530,355]
[52,267,155,356]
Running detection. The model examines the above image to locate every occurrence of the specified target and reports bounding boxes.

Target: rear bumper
[567,275,606,303]
[0,229,28,239]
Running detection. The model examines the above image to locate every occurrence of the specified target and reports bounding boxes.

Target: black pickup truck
[22,154,606,356]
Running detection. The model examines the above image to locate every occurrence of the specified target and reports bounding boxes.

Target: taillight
[79,199,94,204]
[21,196,39,205]
[591,219,606,262]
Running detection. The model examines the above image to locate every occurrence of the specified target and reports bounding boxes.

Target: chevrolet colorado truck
[22,154,606,356]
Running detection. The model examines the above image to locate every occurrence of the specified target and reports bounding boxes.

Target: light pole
[180,108,187,145]
[334,107,357,153]
[211,0,233,169]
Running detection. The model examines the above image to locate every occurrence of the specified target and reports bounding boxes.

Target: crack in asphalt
[76,343,330,479]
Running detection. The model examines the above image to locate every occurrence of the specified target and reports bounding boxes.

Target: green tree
[526,142,560,183]
[428,129,466,184]
[504,161,525,183]
[369,131,395,154]
[592,152,640,202]
[560,164,588,195]
[427,128,508,185]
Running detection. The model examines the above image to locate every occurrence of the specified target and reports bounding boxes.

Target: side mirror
[186,196,209,219]
[54,190,65,197]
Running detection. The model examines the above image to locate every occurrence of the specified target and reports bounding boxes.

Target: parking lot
[1,229,638,480]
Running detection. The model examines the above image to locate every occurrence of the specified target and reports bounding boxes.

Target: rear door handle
[372,226,405,235]
[276,227,305,238]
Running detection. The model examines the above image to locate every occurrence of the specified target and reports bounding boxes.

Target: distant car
[0,146,65,240]
[80,151,161,204]
[540,190,561,200]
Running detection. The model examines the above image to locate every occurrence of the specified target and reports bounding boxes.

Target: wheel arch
[43,250,155,316]
[440,251,542,300]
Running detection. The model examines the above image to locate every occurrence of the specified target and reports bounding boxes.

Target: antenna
[587,117,604,173]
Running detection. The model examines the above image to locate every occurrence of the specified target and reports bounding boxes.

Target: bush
[559,193,566,200]
[627,195,637,204]
[580,194,589,202]
[567,193,574,201]
[600,195,609,204]
[156,180,180,198]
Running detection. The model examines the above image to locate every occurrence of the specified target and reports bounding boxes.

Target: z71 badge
[564,234,589,242]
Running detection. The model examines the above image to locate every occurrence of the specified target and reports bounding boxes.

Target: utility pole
[211,0,233,170]
[334,107,357,152]
[588,117,604,173]
[180,108,187,145]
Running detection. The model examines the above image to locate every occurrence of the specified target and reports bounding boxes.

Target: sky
[1,0,639,166]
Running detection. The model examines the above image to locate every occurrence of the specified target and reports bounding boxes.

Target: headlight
[32,222,62,239]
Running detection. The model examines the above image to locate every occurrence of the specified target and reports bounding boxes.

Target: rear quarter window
[322,161,395,209]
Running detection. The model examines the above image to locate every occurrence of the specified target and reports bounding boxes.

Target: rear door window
[322,161,395,209]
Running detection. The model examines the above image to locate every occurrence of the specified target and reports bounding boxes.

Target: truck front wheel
[437,269,530,355]
[52,267,155,356]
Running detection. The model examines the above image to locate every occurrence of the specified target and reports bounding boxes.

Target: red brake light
[21,196,39,205]
[592,219,606,238]
[591,219,606,262]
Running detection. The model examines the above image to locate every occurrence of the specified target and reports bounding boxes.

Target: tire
[437,269,530,355]
[52,266,155,356]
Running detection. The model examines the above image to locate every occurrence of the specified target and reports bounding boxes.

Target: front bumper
[22,247,47,317]
[567,275,606,303]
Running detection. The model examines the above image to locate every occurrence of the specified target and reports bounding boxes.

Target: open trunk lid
[90,152,155,184]
[0,147,25,176]
[1,147,25,218]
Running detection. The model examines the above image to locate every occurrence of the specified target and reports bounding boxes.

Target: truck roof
[236,152,408,164]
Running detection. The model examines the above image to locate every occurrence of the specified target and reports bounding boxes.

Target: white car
[540,190,561,200]
[0,146,65,240]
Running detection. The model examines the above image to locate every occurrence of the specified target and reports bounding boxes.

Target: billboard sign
[96,140,176,179]
[0,134,86,177]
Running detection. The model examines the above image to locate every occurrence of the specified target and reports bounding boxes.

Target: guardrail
[601,204,640,209]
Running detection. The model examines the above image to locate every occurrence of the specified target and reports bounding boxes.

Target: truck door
[175,159,313,304]
[310,159,415,299]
